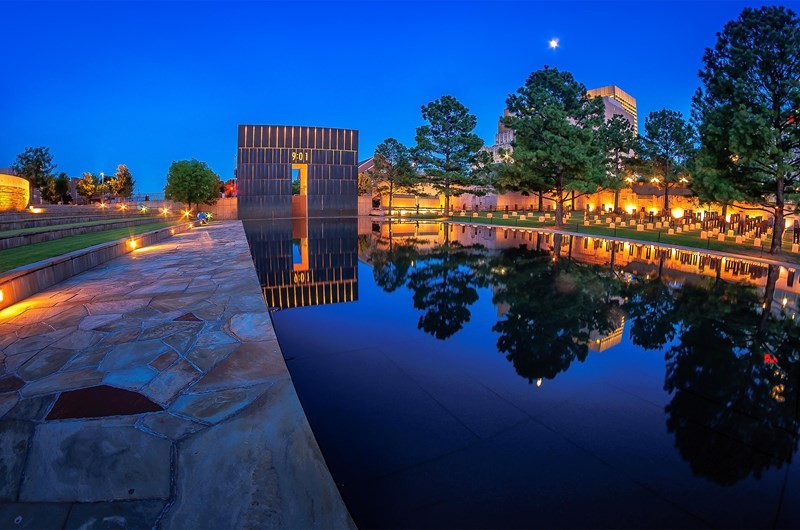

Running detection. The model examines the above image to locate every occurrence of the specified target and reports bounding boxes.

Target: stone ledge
[0,223,191,312]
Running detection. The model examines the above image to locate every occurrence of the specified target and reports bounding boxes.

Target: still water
[243,218,800,529]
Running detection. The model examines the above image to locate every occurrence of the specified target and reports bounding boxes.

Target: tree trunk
[663,185,670,214]
[770,205,785,254]
[554,186,564,228]
[613,189,620,212]
[721,202,728,232]
[389,180,394,217]
[538,191,543,212]
[444,181,451,216]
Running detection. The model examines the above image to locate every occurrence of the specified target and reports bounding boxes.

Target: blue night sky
[1,0,788,194]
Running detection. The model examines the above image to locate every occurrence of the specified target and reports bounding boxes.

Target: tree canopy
[599,114,637,212]
[498,67,607,226]
[110,164,135,200]
[373,138,417,214]
[12,146,56,198]
[164,159,221,211]
[635,109,695,213]
[693,5,800,254]
[414,95,486,213]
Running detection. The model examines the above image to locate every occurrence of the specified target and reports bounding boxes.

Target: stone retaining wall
[0,223,191,312]
[0,216,162,250]
[0,213,142,232]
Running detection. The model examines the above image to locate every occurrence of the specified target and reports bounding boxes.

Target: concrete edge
[0,221,193,312]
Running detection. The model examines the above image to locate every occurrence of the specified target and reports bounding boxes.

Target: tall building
[586,85,638,133]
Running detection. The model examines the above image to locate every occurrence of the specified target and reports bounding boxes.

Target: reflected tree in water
[366,222,427,293]
[406,242,487,339]
[630,265,800,485]
[491,245,621,382]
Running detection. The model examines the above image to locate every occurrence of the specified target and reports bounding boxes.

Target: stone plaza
[0,222,354,529]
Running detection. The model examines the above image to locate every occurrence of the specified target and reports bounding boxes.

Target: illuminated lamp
[725,214,731,223]
[141,206,148,213]
[128,239,137,249]
[0,289,3,303]
[672,207,684,219]
[162,208,170,216]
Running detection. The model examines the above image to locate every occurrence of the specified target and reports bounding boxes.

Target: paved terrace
[0,221,354,529]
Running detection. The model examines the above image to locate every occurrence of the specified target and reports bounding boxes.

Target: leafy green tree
[635,109,695,213]
[499,67,607,226]
[414,95,486,214]
[76,172,97,202]
[693,6,800,254]
[164,159,221,211]
[12,146,56,200]
[357,171,372,195]
[373,138,417,214]
[599,115,637,212]
[53,172,70,204]
[110,164,135,200]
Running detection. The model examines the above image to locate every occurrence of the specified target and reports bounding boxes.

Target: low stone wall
[0,213,141,232]
[0,222,191,312]
[0,216,163,250]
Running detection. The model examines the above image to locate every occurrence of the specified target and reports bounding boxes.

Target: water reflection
[243,218,358,310]
[489,246,622,382]
[359,220,800,485]
[628,269,800,485]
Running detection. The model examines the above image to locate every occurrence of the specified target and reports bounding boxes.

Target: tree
[414,95,486,214]
[693,6,800,254]
[53,172,70,204]
[76,172,97,202]
[110,164,135,200]
[373,138,417,214]
[357,171,372,195]
[636,109,695,213]
[12,146,56,200]
[498,67,607,227]
[599,115,637,212]
[164,159,221,211]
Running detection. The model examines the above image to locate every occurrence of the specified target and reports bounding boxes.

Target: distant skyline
[1,0,786,194]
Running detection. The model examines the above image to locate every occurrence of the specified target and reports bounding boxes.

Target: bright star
[549,38,559,49]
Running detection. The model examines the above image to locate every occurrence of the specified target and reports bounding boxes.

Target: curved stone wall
[0,174,30,211]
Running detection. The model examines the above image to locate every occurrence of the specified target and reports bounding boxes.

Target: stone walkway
[0,221,354,529]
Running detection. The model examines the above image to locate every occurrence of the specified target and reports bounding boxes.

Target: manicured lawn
[411,211,800,264]
[0,216,161,237]
[0,221,177,273]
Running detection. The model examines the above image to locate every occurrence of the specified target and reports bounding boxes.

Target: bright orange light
[672,207,684,219]
[651,177,660,184]
[100,203,107,208]
[182,210,191,217]
[0,289,3,303]
[170,229,175,235]
[120,204,127,210]
[140,206,148,213]
[187,223,193,229]
[161,208,169,215]
[29,207,43,214]
[626,205,636,214]
[128,239,137,249]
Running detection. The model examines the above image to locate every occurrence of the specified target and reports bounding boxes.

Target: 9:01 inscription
[291,150,311,163]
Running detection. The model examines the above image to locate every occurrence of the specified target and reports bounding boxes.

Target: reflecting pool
[243,219,800,529]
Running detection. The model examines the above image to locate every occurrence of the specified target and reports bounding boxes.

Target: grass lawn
[0,216,162,237]
[410,211,800,264]
[0,221,177,273]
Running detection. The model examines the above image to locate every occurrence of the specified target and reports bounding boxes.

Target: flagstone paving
[0,221,355,529]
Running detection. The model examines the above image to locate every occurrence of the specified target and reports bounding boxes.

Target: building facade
[237,125,359,219]
[586,85,638,132]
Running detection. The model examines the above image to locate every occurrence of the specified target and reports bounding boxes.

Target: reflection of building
[586,85,638,132]
[588,309,625,352]
[243,218,358,310]
[237,125,359,219]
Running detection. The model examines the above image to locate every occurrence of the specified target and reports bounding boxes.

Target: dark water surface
[243,218,800,529]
